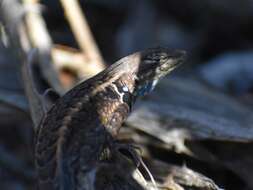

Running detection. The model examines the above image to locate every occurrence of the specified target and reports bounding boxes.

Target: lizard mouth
[168,50,186,67]
[160,50,186,72]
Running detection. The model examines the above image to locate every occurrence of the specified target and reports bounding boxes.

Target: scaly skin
[35,47,185,190]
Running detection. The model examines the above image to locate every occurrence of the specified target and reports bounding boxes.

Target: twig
[22,0,64,93]
[59,0,105,72]
[21,49,50,127]
[0,0,63,127]
[52,45,104,79]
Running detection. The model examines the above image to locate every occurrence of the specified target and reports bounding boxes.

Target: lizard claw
[111,141,142,167]
[111,141,158,190]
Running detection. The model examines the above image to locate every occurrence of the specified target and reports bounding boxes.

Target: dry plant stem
[21,50,48,127]
[0,0,43,127]
[22,0,51,50]
[52,45,104,79]
[59,0,105,72]
[22,0,64,93]
[0,0,30,51]
[0,0,62,127]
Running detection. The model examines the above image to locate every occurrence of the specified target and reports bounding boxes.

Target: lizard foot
[111,141,158,190]
[111,141,142,167]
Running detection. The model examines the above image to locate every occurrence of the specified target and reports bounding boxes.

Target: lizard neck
[93,73,136,137]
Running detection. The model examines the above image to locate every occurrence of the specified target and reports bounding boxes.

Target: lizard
[35,47,186,190]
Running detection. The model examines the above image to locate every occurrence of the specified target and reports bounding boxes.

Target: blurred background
[0,0,253,189]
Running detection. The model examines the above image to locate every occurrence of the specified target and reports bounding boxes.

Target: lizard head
[132,47,186,96]
[98,47,185,104]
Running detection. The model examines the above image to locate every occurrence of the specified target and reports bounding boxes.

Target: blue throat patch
[137,80,158,96]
